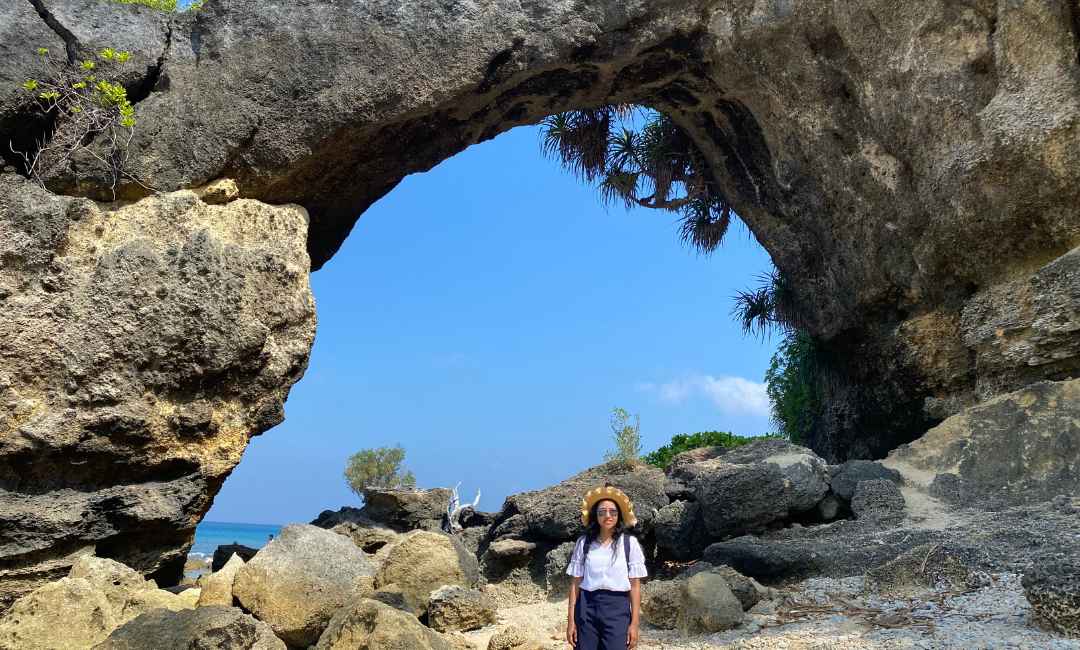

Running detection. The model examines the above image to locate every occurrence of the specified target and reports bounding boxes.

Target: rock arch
[1,0,1078,606]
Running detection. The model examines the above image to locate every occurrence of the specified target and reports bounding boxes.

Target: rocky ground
[469,572,1080,650]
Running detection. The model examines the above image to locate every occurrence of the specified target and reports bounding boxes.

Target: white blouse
[565,534,648,591]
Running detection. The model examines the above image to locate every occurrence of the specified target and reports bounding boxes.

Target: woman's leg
[574,591,601,650]
[596,592,631,650]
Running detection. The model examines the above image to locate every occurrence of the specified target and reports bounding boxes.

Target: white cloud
[638,375,770,417]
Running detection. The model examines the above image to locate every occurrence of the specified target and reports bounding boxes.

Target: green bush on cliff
[106,0,206,11]
[344,445,417,498]
[17,46,140,197]
[765,331,822,445]
[643,430,772,469]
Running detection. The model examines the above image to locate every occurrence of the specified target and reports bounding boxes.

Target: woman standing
[565,485,648,649]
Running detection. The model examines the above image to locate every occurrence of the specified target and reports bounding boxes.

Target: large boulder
[828,460,904,501]
[0,556,195,649]
[681,571,744,632]
[1023,559,1080,637]
[653,500,709,561]
[374,530,480,616]
[195,553,244,608]
[311,507,401,553]
[427,585,498,633]
[668,440,829,539]
[232,524,376,647]
[885,379,1080,509]
[93,606,284,650]
[0,577,116,649]
[358,488,452,532]
[641,563,764,630]
[314,598,452,650]
[0,174,316,608]
[487,463,668,543]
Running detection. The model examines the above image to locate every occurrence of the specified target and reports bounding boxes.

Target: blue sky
[205,123,779,525]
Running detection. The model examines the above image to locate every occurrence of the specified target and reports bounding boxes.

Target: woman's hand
[566,620,577,647]
[627,622,639,648]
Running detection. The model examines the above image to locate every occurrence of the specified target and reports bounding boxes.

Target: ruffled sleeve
[565,536,586,577]
[627,536,647,578]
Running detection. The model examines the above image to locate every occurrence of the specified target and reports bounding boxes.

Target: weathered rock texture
[0,555,196,649]
[1,0,1079,614]
[4,0,1078,461]
[0,174,314,610]
[233,524,376,648]
[94,606,286,650]
[885,379,1080,508]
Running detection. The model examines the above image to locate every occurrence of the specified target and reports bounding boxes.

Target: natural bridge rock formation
[0,0,1078,607]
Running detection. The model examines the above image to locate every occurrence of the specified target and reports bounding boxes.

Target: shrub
[344,445,417,498]
[764,331,822,445]
[109,0,178,10]
[643,430,765,469]
[603,407,642,470]
[16,46,141,197]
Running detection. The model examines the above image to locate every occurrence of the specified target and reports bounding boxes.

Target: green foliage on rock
[603,407,642,470]
[764,331,822,445]
[344,445,417,498]
[643,430,775,469]
[108,0,178,10]
[16,46,140,196]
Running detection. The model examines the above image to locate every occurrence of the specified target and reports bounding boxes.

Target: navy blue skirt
[574,588,631,650]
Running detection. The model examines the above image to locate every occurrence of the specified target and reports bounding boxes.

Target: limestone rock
[427,585,497,633]
[311,508,401,554]
[885,379,1080,508]
[683,564,768,612]
[851,479,906,524]
[668,440,829,538]
[0,175,315,608]
[486,626,545,650]
[374,530,479,615]
[196,553,244,607]
[829,461,904,501]
[192,178,240,205]
[92,606,284,650]
[0,578,115,650]
[370,583,412,614]
[641,578,682,629]
[359,487,452,532]
[681,571,744,632]
[314,598,452,650]
[1023,560,1080,637]
[653,500,709,561]
[486,462,667,543]
[233,524,376,647]
[0,556,195,649]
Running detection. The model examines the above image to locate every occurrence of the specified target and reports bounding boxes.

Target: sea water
[190,521,282,559]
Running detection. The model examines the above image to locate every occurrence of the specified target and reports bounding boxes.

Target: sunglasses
[596,509,619,518]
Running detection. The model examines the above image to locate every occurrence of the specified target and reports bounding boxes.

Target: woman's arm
[628,577,641,648]
[567,577,581,646]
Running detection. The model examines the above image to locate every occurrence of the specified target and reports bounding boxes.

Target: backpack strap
[623,533,631,567]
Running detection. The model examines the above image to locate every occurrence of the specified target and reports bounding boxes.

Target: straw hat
[580,484,637,528]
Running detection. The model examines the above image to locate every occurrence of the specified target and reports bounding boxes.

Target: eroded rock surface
[1,0,1079,620]
[3,0,1077,464]
[0,175,315,609]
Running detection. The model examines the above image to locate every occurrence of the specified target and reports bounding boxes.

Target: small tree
[603,407,642,469]
[344,445,416,498]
